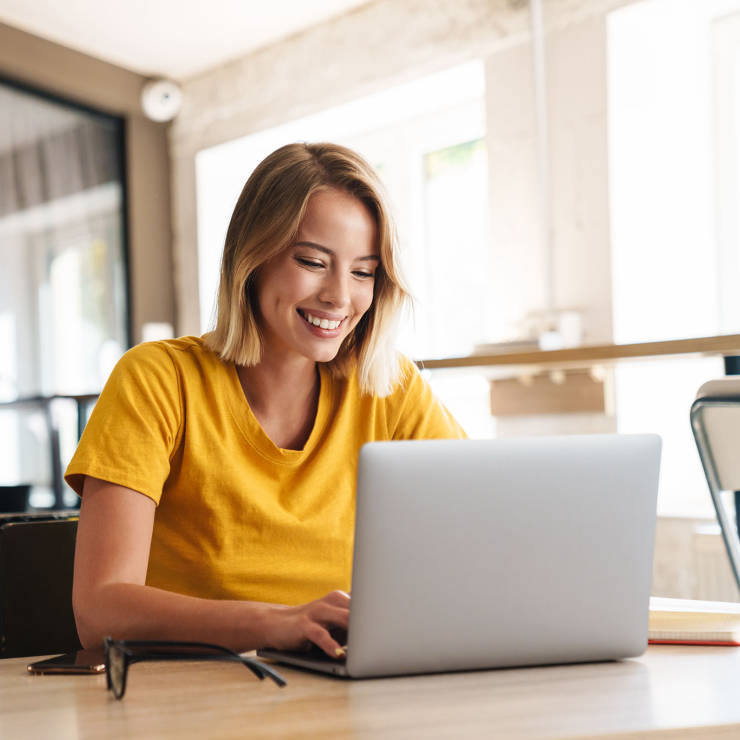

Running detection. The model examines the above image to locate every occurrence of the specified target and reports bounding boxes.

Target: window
[0,79,128,507]
[422,139,489,358]
[607,0,740,516]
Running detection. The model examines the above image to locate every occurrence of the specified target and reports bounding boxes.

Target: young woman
[66,142,466,659]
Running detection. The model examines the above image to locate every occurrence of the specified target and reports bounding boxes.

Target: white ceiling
[0,0,375,81]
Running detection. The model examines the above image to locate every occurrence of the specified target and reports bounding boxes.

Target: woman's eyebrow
[294,241,380,262]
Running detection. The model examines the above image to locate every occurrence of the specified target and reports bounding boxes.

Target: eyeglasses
[102,637,287,699]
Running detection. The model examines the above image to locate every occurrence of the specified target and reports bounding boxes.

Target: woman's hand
[261,590,350,658]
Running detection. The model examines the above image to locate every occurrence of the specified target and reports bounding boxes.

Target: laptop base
[256,648,349,676]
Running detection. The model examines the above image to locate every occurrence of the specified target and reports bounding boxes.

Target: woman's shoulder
[397,353,421,378]
[118,335,224,374]
[329,353,421,402]
[100,336,229,405]
[388,353,423,396]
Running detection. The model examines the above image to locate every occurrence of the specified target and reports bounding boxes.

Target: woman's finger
[309,602,349,630]
[306,623,346,659]
[323,590,351,606]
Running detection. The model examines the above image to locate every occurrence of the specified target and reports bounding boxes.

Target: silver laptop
[257,434,661,678]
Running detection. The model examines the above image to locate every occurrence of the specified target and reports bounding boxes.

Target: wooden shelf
[415,334,740,371]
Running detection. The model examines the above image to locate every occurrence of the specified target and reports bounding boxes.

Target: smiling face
[254,188,380,365]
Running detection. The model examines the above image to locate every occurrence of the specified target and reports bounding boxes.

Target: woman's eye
[296,258,323,269]
[354,271,375,279]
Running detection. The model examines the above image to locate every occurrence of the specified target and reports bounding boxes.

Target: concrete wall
[169,0,639,338]
[0,22,175,346]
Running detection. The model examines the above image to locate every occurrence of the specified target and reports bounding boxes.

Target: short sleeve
[64,342,183,504]
[387,356,468,441]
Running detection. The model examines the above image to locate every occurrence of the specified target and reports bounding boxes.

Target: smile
[297,309,345,331]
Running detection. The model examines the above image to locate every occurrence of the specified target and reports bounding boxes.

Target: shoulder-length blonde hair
[204,142,412,397]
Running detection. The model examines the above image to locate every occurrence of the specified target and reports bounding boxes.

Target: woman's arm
[73,476,350,656]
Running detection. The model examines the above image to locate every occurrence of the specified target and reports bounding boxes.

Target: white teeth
[302,311,341,330]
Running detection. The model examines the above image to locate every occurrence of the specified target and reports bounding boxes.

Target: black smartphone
[27,648,105,675]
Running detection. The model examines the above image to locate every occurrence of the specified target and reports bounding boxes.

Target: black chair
[0,516,83,658]
[0,485,30,514]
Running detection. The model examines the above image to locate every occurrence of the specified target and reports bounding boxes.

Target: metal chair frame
[690,395,740,593]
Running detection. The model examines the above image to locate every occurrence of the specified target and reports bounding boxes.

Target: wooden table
[3,646,740,739]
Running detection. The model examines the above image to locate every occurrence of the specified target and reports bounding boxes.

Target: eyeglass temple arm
[119,640,287,687]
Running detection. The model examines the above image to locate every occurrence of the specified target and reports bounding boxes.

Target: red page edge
[648,639,740,646]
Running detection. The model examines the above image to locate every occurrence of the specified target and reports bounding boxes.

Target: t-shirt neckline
[225,361,333,466]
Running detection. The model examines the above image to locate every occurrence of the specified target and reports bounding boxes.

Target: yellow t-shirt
[65,336,466,606]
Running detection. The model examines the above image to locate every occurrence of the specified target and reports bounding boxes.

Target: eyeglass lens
[107,645,126,699]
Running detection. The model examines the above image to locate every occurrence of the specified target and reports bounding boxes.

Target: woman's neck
[235,354,321,451]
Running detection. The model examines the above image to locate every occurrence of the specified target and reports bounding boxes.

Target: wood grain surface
[3,645,740,739]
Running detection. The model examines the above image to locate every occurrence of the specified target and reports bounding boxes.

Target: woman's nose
[318,270,351,309]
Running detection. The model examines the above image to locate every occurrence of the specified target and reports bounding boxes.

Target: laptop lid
[344,434,661,678]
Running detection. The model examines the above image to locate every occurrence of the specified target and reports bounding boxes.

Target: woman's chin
[310,347,341,364]
[299,337,345,364]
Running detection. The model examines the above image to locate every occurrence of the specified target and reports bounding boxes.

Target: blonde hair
[204,142,412,397]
